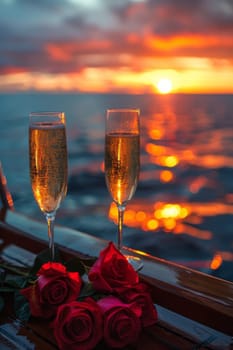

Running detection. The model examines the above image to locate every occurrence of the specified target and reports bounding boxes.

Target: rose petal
[98,296,141,348]
[120,283,158,327]
[21,262,82,319]
[38,262,67,276]
[89,242,138,294]
[53,299,103,350]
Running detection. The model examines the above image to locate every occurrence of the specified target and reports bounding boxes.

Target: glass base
[126,255,143,271]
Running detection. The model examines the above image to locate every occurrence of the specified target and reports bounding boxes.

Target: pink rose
[21,262,82,319]
[120,283,158,327]
[88,242,139,293]
[53,298,103,350]
[98,295,141,349]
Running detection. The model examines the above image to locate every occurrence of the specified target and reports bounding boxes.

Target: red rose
[21,262,82,319]
[88,242,139,293]
[120,283,158,327]
[53,298,103,350]
[98,295,142,349]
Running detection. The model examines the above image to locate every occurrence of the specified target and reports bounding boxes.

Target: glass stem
[45,212,56,261]
[117,204,126,251]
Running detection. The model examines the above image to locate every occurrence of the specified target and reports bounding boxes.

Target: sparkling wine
[105,132,139,205]
[29,123,67,213]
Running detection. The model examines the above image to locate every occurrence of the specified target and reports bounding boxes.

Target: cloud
[0,0,232,91]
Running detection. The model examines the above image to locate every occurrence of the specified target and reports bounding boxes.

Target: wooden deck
[0,209,232,349]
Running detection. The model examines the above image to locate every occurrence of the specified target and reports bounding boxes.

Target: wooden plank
[139,256,233,336]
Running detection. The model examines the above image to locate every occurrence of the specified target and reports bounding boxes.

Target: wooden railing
[0,209,232,343]
[0,163,14,211]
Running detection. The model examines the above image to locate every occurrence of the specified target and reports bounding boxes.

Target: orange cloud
[0,0,233,92]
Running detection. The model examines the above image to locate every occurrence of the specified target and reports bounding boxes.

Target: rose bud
[89,242,138,294]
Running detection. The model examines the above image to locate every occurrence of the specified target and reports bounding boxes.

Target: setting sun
[157,78,173,94]
[0,1,233,94]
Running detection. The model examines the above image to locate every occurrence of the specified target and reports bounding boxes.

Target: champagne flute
[105,109,142,270]
[29,112,68,261]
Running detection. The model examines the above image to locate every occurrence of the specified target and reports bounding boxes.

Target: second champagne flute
[29,112,68,261]
[105,109,142,270]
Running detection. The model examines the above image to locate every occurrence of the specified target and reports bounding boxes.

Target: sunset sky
[0,0,233,93]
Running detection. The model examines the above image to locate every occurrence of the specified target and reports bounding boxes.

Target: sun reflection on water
[107,104,233,274]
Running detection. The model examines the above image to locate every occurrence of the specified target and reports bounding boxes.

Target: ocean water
[0,93,233,281]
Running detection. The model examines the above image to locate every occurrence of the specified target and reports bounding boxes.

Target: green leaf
[0,295,5,312]
[0,267,6,284]
[5,275,26,289]
[0,263,28,276]
[78,281,105,301]
[29,247,61,276]
[0,286,19,293]
[79,282,96,299]
[14,291,31,321]
[65,257,86,276]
